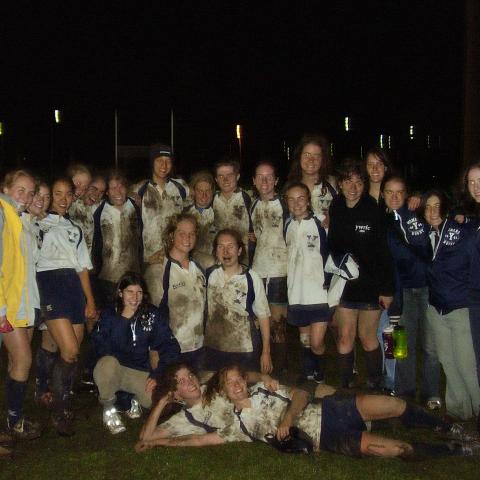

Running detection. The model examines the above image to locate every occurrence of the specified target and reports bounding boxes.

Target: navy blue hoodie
[427,219,476,314]
[92,304,180,378]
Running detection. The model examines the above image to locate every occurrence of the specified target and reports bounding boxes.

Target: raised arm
[276,387,310,440]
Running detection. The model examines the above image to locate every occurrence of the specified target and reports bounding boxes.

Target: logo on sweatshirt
[355,223,371,234]
[443,228,460,246]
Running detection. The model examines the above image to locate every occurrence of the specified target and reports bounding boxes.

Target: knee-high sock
[312,353,327,380]
[301,348,315,377]
[399,402,451,431]
[5,376,27,427]
[364,344,383,387]
[35,347,57,394]
[51,358,77,414]
[337,351,354,388]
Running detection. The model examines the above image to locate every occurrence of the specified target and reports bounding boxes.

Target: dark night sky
[0,1,465,182]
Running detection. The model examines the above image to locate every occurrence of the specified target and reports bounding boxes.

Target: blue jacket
[470,225,480,305]
[386,206,429,290]
[92,304,180,378]
[427,219,476,314]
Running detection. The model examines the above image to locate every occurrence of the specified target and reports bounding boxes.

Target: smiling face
[383,179,406,211]
[193,180,213,208]
[173,367,202,403]
[366,154,386,185]
[286,185,310,220]
[171,219,197,256]
[84,178,106,206]
[28,184,51,217]
[253,164,277,200]
[153,156,172,182]
[467,166,480,204]
[107,179,128,208]
[120,283,143,313]
[3,174,36,213]
[339,174,364,208]
[215,233,242,268]
[424,194,443,228]
[221,368,249,404]
[51,180,74,216]
[300,143,322,177]
[215,165,239,196]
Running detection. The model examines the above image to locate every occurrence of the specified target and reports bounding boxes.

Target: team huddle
[1,132,480,461]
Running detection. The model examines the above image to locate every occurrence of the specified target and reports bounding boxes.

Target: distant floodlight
[379,134,385,149]
[236,124,242,140]
[329,142,334,157]
[427,135,431,149]
[0,122,3,136]
[344,116,351,132]
[54,109,62,124]
[388,135,392,149]
[409,124,415,139]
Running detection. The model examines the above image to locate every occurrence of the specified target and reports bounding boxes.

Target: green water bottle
[393,325,408,359]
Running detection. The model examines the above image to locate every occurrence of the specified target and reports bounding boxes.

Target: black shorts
[37,269,86,325]
[287,304,333,327]
[320,395,366,457]
[262,277,288,305]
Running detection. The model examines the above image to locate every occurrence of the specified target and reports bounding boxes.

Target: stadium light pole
[236,124,242,163]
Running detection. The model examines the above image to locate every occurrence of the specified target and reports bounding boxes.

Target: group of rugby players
[1,132,480,460]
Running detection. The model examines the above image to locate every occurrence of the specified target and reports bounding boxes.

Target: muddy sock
[312,353,326,381]
[301,347,315,377]
[51,358,77,415]
[364,344,383,388]
[35,347,57,394]
[399,403,451,431]
[272,343,287,375]
[5,376,27,427]
[338,351,354,388]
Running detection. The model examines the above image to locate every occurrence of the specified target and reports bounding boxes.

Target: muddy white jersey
[229,382,322,450]
[284,215,329,306]
[213,190,252,249]
[184,204,216,270]
[36,213,92,273]
[160,386,248,442]
[93,200,141,283]
[69,199,98,254]
[204,266,270,353]
[250,196,288,278]
[132,178,189,259]
[310,178,337,216]
[152,257,206,353]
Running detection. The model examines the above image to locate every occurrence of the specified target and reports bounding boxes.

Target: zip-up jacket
[427,219,476,314]
[92,304,180,378]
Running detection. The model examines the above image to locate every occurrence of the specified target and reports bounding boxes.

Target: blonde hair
[2,169,35,191]
[162,213,199,254]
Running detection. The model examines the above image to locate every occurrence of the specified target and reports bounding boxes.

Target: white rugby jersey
[212,190,252,257]
[94,200,141,283]
[68,199,98,253]
[204,266,270,353]
[132,178,190,259]
[152,257,206,353]
[184,204,216,270]
[310,178,337,216]
[228,382,322,450]
[284,215,329,307]
[250,196,288,278]
[160,386,248,442]
[36,213,92,273]
[16,213,40,324]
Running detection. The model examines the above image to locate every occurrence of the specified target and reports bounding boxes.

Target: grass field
[1,326,479,480]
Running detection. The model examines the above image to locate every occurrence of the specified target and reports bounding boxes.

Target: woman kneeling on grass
[135,362,277,451]
[92,272,180,434]
[138,364,480,459]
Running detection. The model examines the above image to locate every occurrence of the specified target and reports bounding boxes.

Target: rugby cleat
[7,417,42,441]
[125,398,142,420]
[103,407,126,434]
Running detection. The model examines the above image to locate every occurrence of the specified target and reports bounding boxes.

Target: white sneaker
[103,407,126,434]
[125,398,142,420]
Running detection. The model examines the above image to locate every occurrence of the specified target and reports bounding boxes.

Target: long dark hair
[457,161,480,217]
[115,271,150,314]
[287,133,331,186]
